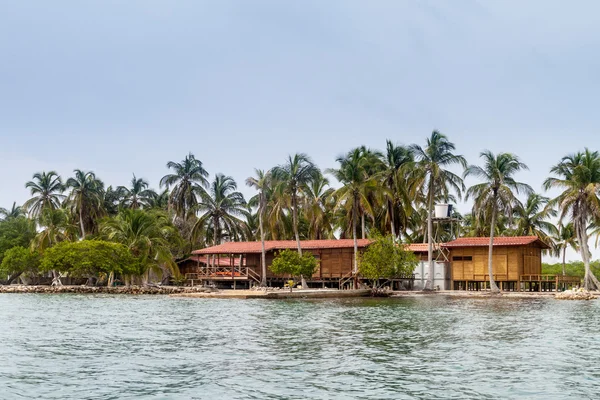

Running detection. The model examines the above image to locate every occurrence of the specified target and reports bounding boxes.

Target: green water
[0,294,598,399]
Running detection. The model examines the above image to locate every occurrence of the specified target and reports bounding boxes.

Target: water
[0,295,598,400]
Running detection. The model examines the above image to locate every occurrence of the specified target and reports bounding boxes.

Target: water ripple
[0,294,598,399]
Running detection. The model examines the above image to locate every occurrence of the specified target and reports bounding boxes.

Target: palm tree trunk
[79,207,86,239]
[292,193,302,256]
[361,213,365,240]
[389,200,396,242]
[488,201,500,293]
[259,197,267,287]
[562,247,566,276]
[426,182,434,290]
[577,221,592,290]
[292,192,307,288]
[353,196,359,280]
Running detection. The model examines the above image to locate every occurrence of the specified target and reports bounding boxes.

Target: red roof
[178,255,241,266]
[406,243,436,253]
[192,239,373,255]
[442,236,549,249]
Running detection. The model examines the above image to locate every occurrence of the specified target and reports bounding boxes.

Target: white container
[434,204,449,218]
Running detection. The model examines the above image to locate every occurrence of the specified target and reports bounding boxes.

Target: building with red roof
[184,235,565,291]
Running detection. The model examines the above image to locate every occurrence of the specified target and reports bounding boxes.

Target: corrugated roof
[442,236,549,249]
[192,239,373,255]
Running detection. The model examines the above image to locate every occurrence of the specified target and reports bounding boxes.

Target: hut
[189,239,373,288]
[444,236,579,291]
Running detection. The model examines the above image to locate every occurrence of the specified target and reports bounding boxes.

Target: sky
[1,0,599,261]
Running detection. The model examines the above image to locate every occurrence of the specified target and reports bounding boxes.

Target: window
[452,256,472,261]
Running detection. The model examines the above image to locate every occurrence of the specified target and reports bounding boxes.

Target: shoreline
[0,285,597,299]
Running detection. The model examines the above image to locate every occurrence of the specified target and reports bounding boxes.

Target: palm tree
[465,151,532,293]
[246,169,270,286]
[101,186,121,217]
[23,171,65,218]
[271,153,320,255]
[551,223,578,276]
[147,189,170,211]
[118,174,156,209]
[411,131,466,290]
[65,169,105,239]
[513,193,558,243]
[30,208,77,252]
[303,172,335,240]
[0,202,24,220]
[379,140,414,241]
[193,174,247,250]
[160,153,209,220]
[544,149,600,290]
[328,148,379,278]
[101,209,180,285]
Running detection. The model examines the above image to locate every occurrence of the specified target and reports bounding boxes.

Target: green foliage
[269,248,318,278]
[542,261,600,278]
[0,217,37,265]
[0,246,40,280]
[41,240,137,278]
[101,208,181,276]
[359,235,418,281]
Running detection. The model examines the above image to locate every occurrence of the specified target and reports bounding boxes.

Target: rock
[555,289,597,300]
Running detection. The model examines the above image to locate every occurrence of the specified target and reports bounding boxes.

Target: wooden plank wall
[451,245,542,282]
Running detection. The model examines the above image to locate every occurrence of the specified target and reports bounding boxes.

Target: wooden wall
[242,248,357,280]
[450,245,542,282]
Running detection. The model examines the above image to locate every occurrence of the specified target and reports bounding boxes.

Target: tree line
[1,131,599,290]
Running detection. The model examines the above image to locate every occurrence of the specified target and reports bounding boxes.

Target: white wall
[413,261,450,290]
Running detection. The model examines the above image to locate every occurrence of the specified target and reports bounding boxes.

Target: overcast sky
[1,1,598,261]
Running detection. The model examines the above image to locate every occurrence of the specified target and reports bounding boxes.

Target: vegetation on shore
[1,132,600,289]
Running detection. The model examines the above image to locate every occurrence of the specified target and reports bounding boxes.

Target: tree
[465,151,532,293]
[359,234,418,290]
[410,131,467,290]
[101,209,181,285]
[0,217,37,266]
[0,246,41,284]
[30,208,77,252]
[118,174,156,209]
[328,148,379,278]
[40,240,136,285]
[552,223,578,276]
[303,172,335,240]
[246,169,270,286]
[544,149,600,290]
[160,153,209,220]
[269,248,318,290]
[271,153,320,254]
[513,193,558,243]
[65,169,105,238]
[193,174,247,249]
[23,171,65,218]
[0,202,24,221]
[379,140,415,241]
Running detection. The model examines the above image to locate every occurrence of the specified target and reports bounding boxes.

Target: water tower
[432,203,460,261]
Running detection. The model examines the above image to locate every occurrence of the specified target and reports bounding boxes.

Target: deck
[185,266,261,284]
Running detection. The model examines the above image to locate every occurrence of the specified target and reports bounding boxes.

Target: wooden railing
[521,274,580,283]
[185,266,261,283]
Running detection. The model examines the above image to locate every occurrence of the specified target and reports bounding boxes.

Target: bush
[359,235,418,286]
[269,249,318,280]
[41,240,137,279]
[0,246,40,283]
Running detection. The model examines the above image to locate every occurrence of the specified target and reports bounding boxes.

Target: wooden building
[444,236,578,291]
[189,239,372,288]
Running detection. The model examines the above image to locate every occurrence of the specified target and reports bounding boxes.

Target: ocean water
[0,294,598,399]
